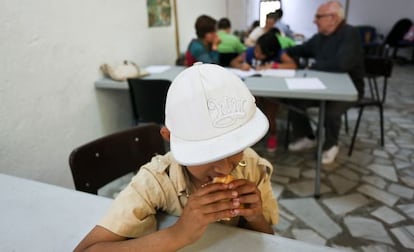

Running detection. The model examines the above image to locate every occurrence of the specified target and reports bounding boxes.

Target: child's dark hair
[266,12,279,21]
[195,15,217,38]
[218,18,231,30]
[256,28,282,61]
[275,9,283,19]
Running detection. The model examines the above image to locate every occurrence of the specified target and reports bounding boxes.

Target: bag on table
[100,60,149,81]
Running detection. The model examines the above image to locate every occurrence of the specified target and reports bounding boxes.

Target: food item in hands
[212,175,236,221]
[212,175,235,184]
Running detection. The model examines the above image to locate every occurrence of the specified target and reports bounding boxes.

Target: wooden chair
[127,78,171,125]
[69,123,166,195]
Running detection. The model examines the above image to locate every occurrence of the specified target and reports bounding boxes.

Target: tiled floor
[253,63,414,251]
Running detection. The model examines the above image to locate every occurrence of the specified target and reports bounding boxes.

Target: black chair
[347,57,393,156]
[219,52,239,67]
[127,78,171,125]
[356,25,384,56]
[69,123,166,195]
[385,18,414,59]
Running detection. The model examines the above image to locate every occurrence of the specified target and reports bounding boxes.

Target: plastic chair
[347,57,393,156]
[69,123,166,195]
[127,78,171,125]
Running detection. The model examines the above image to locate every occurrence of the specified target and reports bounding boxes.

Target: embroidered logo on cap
[207,97,247,128]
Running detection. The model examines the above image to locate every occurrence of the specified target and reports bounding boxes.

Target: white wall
[347,0,414,36]
[0,0,226,188]
[176,0,227,53]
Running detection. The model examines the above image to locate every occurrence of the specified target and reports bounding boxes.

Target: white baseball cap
[165,63,269,166]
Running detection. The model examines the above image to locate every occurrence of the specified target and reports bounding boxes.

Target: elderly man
[285,1,364,164]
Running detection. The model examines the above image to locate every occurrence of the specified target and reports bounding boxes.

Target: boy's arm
[74,225,190,252]
[278,51,298,69]
[75,183,239,252]
[229,54,251,71]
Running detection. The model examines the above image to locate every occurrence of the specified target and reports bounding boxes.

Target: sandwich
[212,174,236,221]
[212,174,235,184]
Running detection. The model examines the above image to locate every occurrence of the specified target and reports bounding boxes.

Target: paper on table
[260,69,296,77]
[227,68,296,79]
[285,77,326,90]
[145,65,171,74]
[227,68,258,78]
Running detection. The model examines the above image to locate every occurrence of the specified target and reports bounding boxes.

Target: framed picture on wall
[147,0,171,27]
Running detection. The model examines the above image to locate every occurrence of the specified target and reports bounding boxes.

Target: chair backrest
[385,18,413,46]
[357,25,378,46]
[127,78,171,125]
[219,52,239,67]
[69,123,166,195]
[364,56,393,103]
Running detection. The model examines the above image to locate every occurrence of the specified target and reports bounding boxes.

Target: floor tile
[280,198,342,239]
[390,225,414,249]
[366,163,398,182]
[388,183,414,199]
[328,174,358,194]
[397,204,414,219]
[322,193,371,216]
[357,184,400,206]
[286,180,332,197]
[292,228,326,246]
[344,216,394,245]
[371,206,406,225]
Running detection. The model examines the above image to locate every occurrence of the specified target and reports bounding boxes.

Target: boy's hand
[173,183,239,245]
[228,179,263,222]
[227,179,274,234]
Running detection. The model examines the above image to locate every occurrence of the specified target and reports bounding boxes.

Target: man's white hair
[326,1,345,20]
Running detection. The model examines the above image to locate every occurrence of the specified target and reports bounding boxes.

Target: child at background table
[232,29,297,153]
[185,15,220,66]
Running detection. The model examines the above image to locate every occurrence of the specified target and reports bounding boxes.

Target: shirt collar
[153,152,189,197]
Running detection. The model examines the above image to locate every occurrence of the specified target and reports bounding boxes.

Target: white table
[95,68,358,197]
[0,173,339,251]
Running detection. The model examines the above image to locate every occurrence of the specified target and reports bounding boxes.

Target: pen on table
[303,61,311,77]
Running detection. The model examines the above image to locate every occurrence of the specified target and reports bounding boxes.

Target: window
[259,0,281,27]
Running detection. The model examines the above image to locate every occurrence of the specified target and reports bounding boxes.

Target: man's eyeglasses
[315,13,334,19]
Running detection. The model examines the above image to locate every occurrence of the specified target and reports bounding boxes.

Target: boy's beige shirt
[99,148,278,238]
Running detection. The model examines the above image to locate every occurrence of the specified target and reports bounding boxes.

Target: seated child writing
[74,63,279,252]
[232,29,297,152]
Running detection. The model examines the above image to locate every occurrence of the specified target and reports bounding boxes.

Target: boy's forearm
[240,214,274,235]
[83,225,190,252]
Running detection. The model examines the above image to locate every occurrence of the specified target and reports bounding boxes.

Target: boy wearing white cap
[75,63,279,252]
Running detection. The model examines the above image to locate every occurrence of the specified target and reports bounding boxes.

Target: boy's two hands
[174,179,263,245]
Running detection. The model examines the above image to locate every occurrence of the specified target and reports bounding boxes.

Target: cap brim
[170,107,269,166]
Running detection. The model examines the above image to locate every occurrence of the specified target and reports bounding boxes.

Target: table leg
[315,100,326,198]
